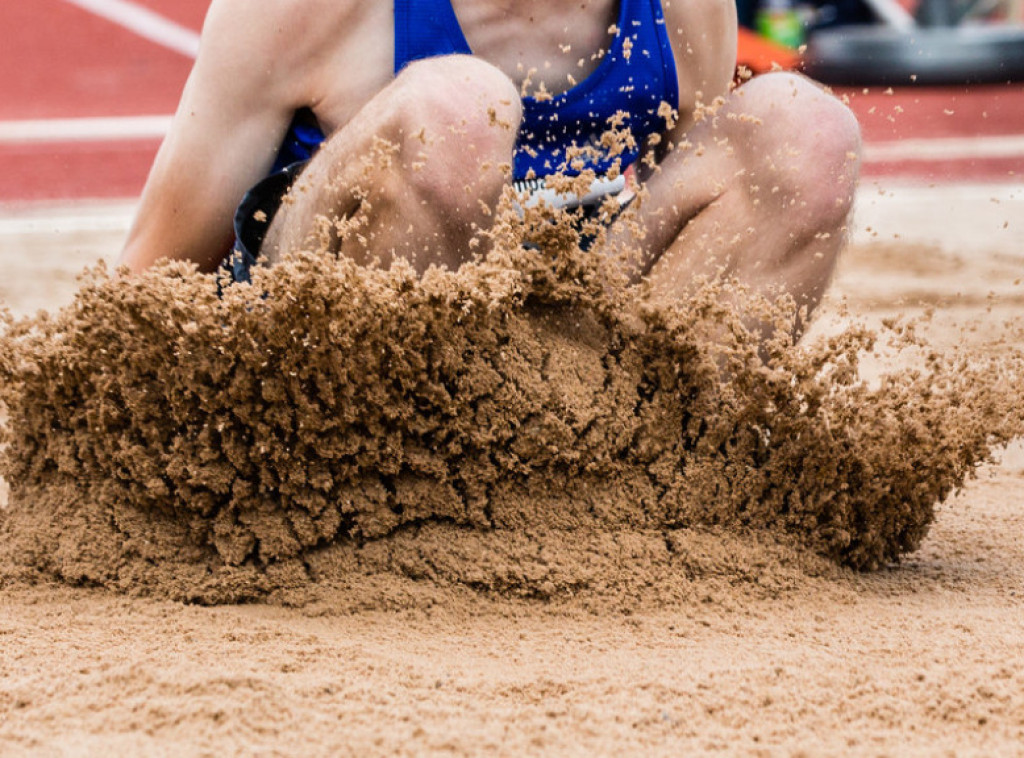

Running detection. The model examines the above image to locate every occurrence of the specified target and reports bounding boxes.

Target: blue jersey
[270,0,679,185]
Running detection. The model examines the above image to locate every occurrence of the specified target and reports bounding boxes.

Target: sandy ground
[2,183,1024,756]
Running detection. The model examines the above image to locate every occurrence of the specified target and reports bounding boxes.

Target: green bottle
[755,0,805,49]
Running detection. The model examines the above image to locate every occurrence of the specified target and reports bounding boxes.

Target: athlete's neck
[483,0,616,19]
[451,0,620,93]
[451,0,619,40]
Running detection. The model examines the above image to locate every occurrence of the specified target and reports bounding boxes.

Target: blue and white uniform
[229,0,679,280]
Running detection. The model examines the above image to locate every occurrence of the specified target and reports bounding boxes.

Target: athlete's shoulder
[658,0,736,48]
[657,0,736,106]
[199,0,362,58]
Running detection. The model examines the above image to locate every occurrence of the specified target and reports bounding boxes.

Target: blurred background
[0,0,1021,204]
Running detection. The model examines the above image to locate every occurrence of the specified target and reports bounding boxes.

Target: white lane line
[0,116,172,144]
[865,135,1024,163]
[0,207,136,236]
[2,114,1023,168]
[0,215,134,236]
[61,0,200,59]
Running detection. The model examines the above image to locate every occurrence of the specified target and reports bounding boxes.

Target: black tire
[803,26,1024,86]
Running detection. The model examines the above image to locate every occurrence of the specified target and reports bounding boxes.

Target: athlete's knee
[394,55,520,152]
[732,72,861,227]
[391,55,521,213]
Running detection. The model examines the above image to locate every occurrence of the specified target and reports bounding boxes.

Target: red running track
[2,0,1023,203]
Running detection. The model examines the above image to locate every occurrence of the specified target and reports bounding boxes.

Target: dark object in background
[795,0,1024,85]
[804,24,1024,84]
[735,0,1024,86]
[736,0,874,30]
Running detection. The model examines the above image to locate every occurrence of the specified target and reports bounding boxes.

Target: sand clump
[1,198,1023,605]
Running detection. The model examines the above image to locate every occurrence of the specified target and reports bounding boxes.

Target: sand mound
[1,207,1022,605]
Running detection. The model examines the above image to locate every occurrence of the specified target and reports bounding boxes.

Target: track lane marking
[60,0,200,59]
[4,117,1023,165]
[0,208,136,236]
[864,135,1024,163]
[0,116,172,144]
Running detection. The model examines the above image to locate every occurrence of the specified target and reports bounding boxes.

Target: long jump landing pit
[1,185,1024,755]
[1,184,1023,608]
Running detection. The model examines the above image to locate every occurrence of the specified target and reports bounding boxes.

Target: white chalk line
[0,206,136,236]
[1,183,1020,237]
[60,0,200,59]
[864,135,1024,163]
[3,116,1023,165]
[0,116,173,144]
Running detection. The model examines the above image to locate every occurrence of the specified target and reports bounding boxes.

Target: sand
[1,183,1024,755]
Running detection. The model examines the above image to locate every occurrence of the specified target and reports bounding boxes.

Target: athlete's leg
[264,55,521,272]
[623,72,862,336]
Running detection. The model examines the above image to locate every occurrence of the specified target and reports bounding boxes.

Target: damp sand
[2,191,1021,603]
[1,184,1024,754]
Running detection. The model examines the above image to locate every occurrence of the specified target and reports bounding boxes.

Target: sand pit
[2,183,1024,754]
[2,193,1021,604]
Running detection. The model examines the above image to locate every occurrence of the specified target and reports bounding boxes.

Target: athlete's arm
[119,0,314,273]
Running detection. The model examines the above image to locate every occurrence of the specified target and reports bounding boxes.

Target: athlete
[119,0,861,322]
